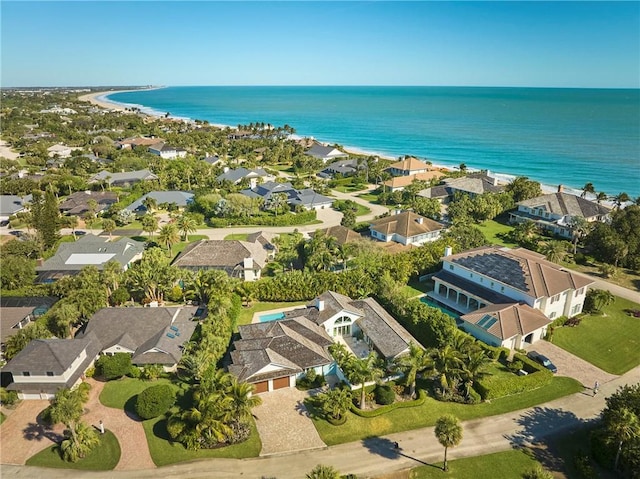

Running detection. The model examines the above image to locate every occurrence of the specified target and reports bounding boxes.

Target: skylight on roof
[476,314,495,328]
[481,318,498,330]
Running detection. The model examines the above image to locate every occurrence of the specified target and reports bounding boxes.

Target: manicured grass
[99,377,175,410]
[402,279,433,297]
[410,448,540,479]
[476,219,518,247]
[143,414,261,466]
[353,203,371,217]
[311,377,582,446]
[224,233,249,240]
[356,192,383,204]
[237,301,308,327]
[25,429,121,470]
[551,297,640,374]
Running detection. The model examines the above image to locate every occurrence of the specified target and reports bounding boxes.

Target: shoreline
[81,90,621,202]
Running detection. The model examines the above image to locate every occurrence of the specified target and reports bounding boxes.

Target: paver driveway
[0,400,64,465]
[252,387,326,456]
[525,341,617,388]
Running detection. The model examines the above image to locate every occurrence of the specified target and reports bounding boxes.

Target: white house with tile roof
[386,157,431,176]
[429,246,594,348]
[304,141,349,163]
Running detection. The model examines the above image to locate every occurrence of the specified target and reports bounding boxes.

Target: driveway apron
[252,387,326,456]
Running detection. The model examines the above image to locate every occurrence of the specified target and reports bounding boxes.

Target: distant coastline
[85,87,640,196]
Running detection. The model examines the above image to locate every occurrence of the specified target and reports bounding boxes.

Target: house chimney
[444,246,453,257]
[316,299,325,311]
[416,217,424,224]
[223,166,230,173]
[557,184,564,193]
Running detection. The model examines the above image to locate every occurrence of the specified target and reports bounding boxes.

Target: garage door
[253,381,268,394]
[273,376,290,390]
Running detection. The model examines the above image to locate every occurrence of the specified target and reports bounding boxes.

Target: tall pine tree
[32,190,61,249]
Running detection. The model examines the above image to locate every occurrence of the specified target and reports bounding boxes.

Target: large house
[89,169,158,188]
[216,167,274,188]
[148,142,187,159]
[0,195,31,222]
[116,136,164,149]
[125,191,194,214]
[382,171,446,192]
[79,306,200,370]
[241,181,334,211]
[387,157,431,176]
[59,191,118,216]
[3,332,102,400]
[429,246,594,349]
[172,239,269,281]
[304,142,349,163]
[419,172,504,203]
[3,306,201,399]
[0,297,58,356]
[508,191,611,239]
[369,211,445,246]
[36,236,145,283]
[228,291,420,393]
[318,159,363,179]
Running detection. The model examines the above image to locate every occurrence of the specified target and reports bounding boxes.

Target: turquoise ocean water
[107,87,640,197]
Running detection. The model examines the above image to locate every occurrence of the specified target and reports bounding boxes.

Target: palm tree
[434,414,463,471]
[158,223,180,257]
[141,214,159,239]
[394,342,433,398]
[60,421,100,462]
[102,218,116,240]
[142,196,158,213]
[542,240,567,264]
[581,182,595,198]
[176,213,197,241]
[306,464,341,479]
[613,192,630,209]
[431,345,463,393]
[226,378,262,422]
[459,349,491,398]
[318,387,352,422]
[595,191,608,204]
[606,407,640,471]
[346,352,383,410]
[49,388,85,445]
[593,289,615,311]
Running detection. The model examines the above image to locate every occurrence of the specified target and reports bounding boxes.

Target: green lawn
[552,297,640,374]
[99,377,175,410]
[410,448,540,479]
[402,279,433,297]
[356,192,383,204]
[311,377,582,446]
[143,414,261,466]
[26,430,121,470]
[237,301,308,327]
[476,219,518,247]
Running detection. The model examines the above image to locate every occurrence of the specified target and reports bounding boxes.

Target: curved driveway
[2,365,639,479]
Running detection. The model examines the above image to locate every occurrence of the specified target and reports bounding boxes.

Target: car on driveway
[528,351,558,373]
[75,230,87,236]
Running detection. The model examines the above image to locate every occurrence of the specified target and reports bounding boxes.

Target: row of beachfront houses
[2,243,594,398]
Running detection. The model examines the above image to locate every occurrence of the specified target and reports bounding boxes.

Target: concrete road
[2,365,639,479]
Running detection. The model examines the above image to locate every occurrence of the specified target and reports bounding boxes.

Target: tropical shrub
[349,389,427,418]
[141,364,164,380]
[474,371,552,400]
[0,387,19,406]
[95,353,132,380]
[374,384,395,405]
[134,384,176,420]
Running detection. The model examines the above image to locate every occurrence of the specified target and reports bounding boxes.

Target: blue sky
[1,1,639,88]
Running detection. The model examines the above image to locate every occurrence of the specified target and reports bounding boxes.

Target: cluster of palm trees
[327,331,491,412]
[47,385,98,462]
[166,369,261,450]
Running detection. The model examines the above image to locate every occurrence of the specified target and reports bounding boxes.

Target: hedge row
[513,352,547,374]
[349,389,426,418]
[207,210,316,227]
[479,343,510,361]
[474,370,552,400]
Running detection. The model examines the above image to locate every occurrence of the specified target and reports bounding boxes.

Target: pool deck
[251,305,308,324]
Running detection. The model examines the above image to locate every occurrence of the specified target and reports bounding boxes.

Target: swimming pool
[420,297,461,321]
[259,312,286,323]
